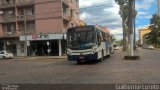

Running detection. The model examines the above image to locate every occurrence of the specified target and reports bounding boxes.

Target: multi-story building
[158,0,160,16]
[0,0,79,56]
[139,26,151,46]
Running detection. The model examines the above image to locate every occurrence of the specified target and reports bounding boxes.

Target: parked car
[0,51,13,59]
[148,45,154,50]
[113,44,120,50]
[142,45,154,50]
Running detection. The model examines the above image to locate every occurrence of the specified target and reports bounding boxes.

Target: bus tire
[2,56,6,60]
[107,54,111,57]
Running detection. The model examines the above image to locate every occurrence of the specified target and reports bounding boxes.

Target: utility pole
[124,0,139,60]
[129,0,134,56]
[133,0,136,49]
[24,15,28,57]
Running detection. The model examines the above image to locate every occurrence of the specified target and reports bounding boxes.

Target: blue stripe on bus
[67,53,98,61]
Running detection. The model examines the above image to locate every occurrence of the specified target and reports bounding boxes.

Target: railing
[63,12,70,21]
[17,0,34,6]
[0,16,16,23]
[0,1,15,8]
[16,15,35,21]
[62,0,69,6]
[3,31,17,36]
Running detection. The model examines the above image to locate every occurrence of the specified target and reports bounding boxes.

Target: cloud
[79,0,114,8]
[79,0,156,40]
[136,0,155,10]
[79,0,122,39]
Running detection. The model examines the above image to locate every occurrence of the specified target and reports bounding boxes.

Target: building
[139,26,151,46]
[79,20,86,26]
[158,0,160,16]
[0,0,79,56]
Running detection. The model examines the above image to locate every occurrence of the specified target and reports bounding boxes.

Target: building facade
[139,26,151,46]
[158,0,160,16]
[0,0,79,56]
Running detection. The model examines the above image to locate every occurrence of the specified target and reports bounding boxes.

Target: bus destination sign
[75,27,93,32]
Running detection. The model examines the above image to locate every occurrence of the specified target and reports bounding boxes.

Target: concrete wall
[35,0,63,34]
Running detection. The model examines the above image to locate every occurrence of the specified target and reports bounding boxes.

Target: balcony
[0,1,16,9]
[2,31,19,37]
[62,0,69,7]
[17,0,34,6]
[0,16,16,23]
[63,12,70,22]
[16,15,35,22]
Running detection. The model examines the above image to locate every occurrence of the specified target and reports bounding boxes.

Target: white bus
[67,25,114,64]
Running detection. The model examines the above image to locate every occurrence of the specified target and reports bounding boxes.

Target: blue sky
[136,0,157,27]
[79,0,158,40]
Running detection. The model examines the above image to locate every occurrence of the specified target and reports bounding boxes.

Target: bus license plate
[79,56,84,59]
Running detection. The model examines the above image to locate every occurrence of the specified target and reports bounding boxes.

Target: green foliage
[145,14,160,47]
[115,40,123,46]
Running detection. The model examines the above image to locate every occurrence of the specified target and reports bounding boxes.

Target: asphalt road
[0,48,160,84]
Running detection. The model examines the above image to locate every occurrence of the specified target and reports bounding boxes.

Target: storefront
[0,37,19,56]
[19,33,67,56]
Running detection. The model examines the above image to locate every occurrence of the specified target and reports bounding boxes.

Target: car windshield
[68,31,97,50]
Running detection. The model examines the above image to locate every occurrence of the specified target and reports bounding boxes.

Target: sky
[79,0,157,40]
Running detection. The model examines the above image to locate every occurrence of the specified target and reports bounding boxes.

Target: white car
[113,44,120,50]
[0,51,13,59]
[148,45,154,50]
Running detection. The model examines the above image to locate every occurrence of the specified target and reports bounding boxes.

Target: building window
[26,7,34,15]
[4,23,15,33]
[3,10,14,17]
[1,0,15,5]
[18,6,34,16]
[27,22,35,32]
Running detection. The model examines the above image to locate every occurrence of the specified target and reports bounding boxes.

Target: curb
[12,56,67,60]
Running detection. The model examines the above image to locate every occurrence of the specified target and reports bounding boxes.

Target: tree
[145,14,160,47]
[115,0,129,51]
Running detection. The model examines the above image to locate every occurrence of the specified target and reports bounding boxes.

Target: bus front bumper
[67,53,98,61]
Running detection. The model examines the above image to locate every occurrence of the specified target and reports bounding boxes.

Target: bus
[66,25,114,64]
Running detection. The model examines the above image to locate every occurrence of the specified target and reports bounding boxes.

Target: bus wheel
[98,51,104,62]
[77,60,82,64]
[107,54,111,57]
[2,56,6,60]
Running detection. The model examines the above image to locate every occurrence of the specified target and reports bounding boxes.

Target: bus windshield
[67,31,97,50]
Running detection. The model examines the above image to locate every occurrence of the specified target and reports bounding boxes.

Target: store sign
[20,34,66,41]
[32,34,49,40]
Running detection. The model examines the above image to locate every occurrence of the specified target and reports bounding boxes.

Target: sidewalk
[13,56,67,60]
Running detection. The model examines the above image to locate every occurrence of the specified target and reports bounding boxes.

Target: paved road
[0,48,160,84]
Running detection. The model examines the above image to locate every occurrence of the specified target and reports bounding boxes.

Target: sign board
[20,34,66,41]
[27,41,30,46]
[47,49,50,52]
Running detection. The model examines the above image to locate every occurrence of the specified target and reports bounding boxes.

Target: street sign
[27,41,30,46]
[47,49,50,52]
